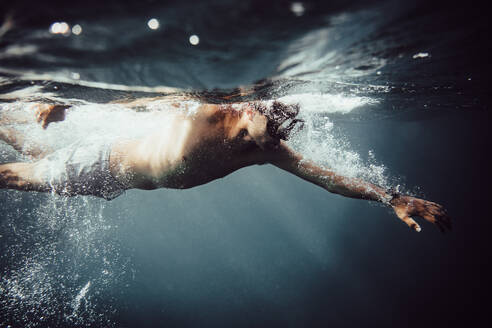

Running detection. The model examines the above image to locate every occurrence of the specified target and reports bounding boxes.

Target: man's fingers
[432,205,452,230]
[437,214,452,231]
[394,206,421,232]
[443,216,452,230]
[400,215,421,232]
[434,221,446,233]
[423,210,451,233]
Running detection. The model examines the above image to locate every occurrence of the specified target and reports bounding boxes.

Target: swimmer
[0,99,450,232]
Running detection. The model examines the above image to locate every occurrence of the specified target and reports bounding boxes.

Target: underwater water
[0,0,491,327]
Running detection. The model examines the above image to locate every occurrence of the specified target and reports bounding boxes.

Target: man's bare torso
[110,103,270,190]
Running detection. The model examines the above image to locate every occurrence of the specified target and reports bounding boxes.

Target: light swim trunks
[32,140,126,200]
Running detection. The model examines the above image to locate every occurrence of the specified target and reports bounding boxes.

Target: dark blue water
[1,0,491,327]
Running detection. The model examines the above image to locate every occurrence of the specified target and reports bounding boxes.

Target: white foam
[283,94,389,188]
[277,93,377,114]
[412,52,430,59]
[72,281,91,312]
[3,101,187,151]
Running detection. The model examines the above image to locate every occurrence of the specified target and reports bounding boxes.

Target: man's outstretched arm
[267,142,451,232]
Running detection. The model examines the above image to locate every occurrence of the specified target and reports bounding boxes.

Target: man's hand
[33,104,69,129]
[390,195,451,233]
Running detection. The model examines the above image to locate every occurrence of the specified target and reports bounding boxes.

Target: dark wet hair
[181,85,304,141]
[253,101,304,141]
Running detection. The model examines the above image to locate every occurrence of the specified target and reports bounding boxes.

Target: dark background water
[1,0,491,327]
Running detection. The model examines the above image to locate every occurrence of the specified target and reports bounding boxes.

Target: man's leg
[0,162,50,192]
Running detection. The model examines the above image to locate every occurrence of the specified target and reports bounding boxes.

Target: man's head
[252,101,304,141]
[238,101,304,150]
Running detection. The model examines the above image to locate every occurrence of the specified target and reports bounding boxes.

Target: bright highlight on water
[189,34,199,45]
[147,18,159,30]
[49,22,70,35]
